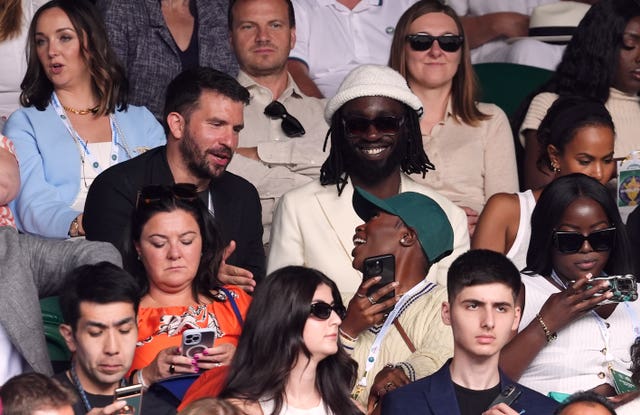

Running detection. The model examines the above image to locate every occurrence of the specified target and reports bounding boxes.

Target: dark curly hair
[320,103,434,195]
[20,0,129,115]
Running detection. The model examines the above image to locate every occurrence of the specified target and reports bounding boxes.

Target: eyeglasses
[553,227,616,254]
[406,33,464,52]
[342,115,405,137]
[309,302,347,320]
[135,183,199,208]
[264,101,306,138]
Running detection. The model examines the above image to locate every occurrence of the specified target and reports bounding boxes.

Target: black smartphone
[114,384,143,414]
[487,385,522,409]
[363,254,395,303]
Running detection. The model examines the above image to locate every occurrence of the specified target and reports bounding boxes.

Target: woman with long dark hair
[500,174,639,408]
[220,266,362,415]
[3,0,164,238]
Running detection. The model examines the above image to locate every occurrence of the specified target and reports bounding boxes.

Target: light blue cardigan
[3,103,165,238]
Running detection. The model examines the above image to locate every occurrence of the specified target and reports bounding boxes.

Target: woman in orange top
[125,183,251,389]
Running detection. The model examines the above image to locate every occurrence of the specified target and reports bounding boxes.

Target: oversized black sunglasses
[406,33,464,52]
[553,227,616,254]
[264,101,306,138]
[310,302,347,320]
[136,183,198,208]
[342,115,405,137]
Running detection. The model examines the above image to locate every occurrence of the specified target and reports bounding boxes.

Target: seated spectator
[3,0,165,239]
[554,391,617,415]
[518,0,640,190]
[268,64,469,297]
[1,372,76,415]
[446,0,596,70]
[83,67,265,288]
[0,135,19,228]
[219,266,363,415]
[341,187,455,412]
[381,249,558,415]
[56,262,174,414]
[500,174,639,406]
[287,0,417,98]
[178,398,243,415]
[473,96,616,270]
[0,0,48,130]
[389,0,518,236]
[226,0,328,244]
[0,226,120,384]
[97,0,238,120]
[125,184,251,396]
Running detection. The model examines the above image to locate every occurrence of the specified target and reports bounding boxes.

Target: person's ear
[441,301,451,326]
[399,228,418,247]
[59,324,77,353]
[167,112,186,140]
[512,306,522,332]
[547,144,561,172]
[134,241,142,261]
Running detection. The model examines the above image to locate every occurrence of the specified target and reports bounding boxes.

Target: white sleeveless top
[506,190,535,271]
[259,399,333,415]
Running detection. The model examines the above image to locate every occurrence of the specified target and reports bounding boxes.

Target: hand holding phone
[181,328,216,359]
[114,384,143,414]
[363,254,396,303]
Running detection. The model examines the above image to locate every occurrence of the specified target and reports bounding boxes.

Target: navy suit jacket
[381,360,558,415]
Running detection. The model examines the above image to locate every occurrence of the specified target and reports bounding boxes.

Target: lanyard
[51,93,129,175]
[352,279,431,398]
[69,362,126,413]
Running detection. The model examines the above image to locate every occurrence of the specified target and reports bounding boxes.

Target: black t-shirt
[54,372,176,415]
[454,381,501,415]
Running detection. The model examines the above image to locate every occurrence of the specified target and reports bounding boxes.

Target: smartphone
[181,328,216,358]
[114,384,143,414]
[589,275,638,304]
[363,254,395,303]
[487,384,521,409]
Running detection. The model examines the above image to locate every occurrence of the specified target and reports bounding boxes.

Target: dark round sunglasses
[341,115,405,137]
[310,302,347,320]
[552,227,616,254]
[264,101,306,138]
[406,33,464,53]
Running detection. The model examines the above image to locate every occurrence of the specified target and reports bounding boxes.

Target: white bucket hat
[508,1,591,44]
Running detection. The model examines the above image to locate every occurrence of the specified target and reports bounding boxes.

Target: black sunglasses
[406,33,464,52]
[310,302,346,320]
[136,183,199,208]
[342,115,405,137]
[553,227,616,254]
[264,101,306,138]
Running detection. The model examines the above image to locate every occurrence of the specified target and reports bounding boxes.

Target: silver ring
[356,293,366,298]
[169,364,176,374]
[367,295,376,305]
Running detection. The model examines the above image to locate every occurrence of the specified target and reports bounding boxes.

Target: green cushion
[40,296,71,363]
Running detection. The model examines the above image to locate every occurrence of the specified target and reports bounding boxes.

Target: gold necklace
[62,104,99,115]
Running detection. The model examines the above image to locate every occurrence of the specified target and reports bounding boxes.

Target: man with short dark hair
[83,67,265,288]
[55,262,174,415]
[381,249,558,415]
[267,64,470,298]
[227,0,328,244]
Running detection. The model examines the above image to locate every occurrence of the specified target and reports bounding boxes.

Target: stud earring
[551,163,560,173]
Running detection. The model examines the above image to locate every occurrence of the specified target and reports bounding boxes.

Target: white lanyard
[51,93,125,175]
[355,279,430,391]
[208,191,215,217]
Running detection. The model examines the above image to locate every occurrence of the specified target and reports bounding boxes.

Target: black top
[83,146,265,282]
[54,372,176,415]
[454,382,501,415]
[177,0,199,70]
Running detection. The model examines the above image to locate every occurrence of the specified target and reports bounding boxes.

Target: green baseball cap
[352,187,454,263]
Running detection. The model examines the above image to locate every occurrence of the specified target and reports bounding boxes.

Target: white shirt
[290,0,417,98]
[0,323,24,385]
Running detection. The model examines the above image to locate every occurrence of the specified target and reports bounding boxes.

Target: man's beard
[179,131,232,180]
[342,137,406,186]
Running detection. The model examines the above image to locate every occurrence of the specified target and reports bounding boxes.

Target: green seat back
[40,296,71,364]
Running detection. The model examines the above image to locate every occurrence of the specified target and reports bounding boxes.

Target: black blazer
[83,146,265,282]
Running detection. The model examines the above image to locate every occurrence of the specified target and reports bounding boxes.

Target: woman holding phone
[500,174,639,406]
[125,183,251,391]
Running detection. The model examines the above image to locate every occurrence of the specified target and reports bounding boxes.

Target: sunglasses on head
[552,227,616,254]
[135,183,199,208]
[264,101,306,138]
[310,302,346,320]
[406,33,464,52]
[342,115,405,137]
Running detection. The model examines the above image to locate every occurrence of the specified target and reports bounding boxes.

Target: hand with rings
[144,346,199,384]
[341,276,399,340]
[367,365,410,413]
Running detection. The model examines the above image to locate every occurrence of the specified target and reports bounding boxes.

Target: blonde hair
[388,0,489,126]
[0,0,23,41]
[178,398,245,415]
